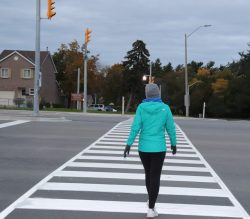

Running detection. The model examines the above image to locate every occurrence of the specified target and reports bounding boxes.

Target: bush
[13,98,25,108]
[26,101,33,108]
[52,103,65,108]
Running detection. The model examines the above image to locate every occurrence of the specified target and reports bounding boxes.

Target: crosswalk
[1,119,249,218]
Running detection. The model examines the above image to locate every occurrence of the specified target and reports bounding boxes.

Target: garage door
[0,91,15,106]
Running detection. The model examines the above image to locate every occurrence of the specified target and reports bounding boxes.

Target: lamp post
[149,61,152,83]
[142,75,161,97]
[143,60,153,83]
[184,24,211,117]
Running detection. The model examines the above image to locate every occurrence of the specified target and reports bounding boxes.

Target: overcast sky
[1,0,250,67]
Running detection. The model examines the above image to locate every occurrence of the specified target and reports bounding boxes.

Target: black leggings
[139,151,166,209]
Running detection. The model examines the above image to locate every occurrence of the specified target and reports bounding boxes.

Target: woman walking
[124,83,177,218]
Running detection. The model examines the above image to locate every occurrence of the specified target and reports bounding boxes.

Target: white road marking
[16,198,246,218]
[54,171,215,182]
[0,120,29,129]
[40,182,226,197]
[85,149,198,157]
[1,119,249,219]
[0,122,123,218]
[101,137,188,143]
[68,161,209,172]
[78,155,204,164]
[91,145,194,152]
[95,141,191,147]
[176,124,250,218]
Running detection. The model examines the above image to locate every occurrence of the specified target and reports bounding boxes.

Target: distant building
[0,50,61,107]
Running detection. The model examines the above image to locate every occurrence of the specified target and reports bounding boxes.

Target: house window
[0,68,10,78]
[29,88,34,96]
[22,69,33,79]
[21,89,26,96]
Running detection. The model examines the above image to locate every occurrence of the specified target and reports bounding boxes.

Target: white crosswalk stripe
[0,120,29,129]
[1,119,249,218]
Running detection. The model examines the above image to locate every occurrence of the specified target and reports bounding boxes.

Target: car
[105,105,117,112]
[88,104,105,111]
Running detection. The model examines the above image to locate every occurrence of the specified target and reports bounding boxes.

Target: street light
[142,75,161,98]
[142,61,153,83]
[188,80,202,94]
[184,24,211,117]
[142,74,150,82]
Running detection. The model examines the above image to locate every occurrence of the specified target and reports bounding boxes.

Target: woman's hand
[171,145,177,155]
[124,145,130,158]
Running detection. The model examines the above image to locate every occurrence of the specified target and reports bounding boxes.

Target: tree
[188,61,203,77]
[103,64,124,107]
[206,61,215,69]
[162,62,173,74]
[152,58,163,77]
[53,40,83,106]
[197,67,211,77]
[53,40,100,107]
[122,40,150,111]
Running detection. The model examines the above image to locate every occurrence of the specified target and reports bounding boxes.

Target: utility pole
[77,68,80,110]
[122,96,125,115]
[149,61,152,83]
[203,102,206,118]
[33,0,41,116]
[83,45,87,113]
[184,33,189,117]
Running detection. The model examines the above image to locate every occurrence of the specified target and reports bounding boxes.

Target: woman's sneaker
[153,208,158,217]
[147,208,158,218]
[146,200,158,217]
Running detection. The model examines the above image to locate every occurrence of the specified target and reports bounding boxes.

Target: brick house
[0,50,61,106]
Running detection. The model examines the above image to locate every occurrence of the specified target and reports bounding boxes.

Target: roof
[0,50,49,63]
[0,50,57,73]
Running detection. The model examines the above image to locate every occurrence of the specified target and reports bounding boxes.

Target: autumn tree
[53,40,83,106]
[53,40,100,107]
[103,64,124,107]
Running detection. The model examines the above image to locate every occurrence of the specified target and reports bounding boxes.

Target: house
[0,50,61,107]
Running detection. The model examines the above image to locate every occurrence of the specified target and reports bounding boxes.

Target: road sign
[71,93,83,101]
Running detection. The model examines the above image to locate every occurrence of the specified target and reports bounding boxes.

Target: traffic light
[47,0,56,20]
[85,28,92,44]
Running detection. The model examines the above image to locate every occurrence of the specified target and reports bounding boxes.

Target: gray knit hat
[145,83,160,98]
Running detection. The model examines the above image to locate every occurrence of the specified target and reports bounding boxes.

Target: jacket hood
[140,102,165,114]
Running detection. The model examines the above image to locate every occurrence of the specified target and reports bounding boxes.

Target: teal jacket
[126,101,176,152]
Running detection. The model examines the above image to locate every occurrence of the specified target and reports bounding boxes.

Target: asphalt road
[175,118,250,216]
[0,111,129,216]
[0,110,250,218]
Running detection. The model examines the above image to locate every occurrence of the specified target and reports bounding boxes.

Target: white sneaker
[147,208,158,218]
[153,208,158,217]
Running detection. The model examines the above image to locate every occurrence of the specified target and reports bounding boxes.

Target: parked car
[105,105,117,112]
[88,104,105,111]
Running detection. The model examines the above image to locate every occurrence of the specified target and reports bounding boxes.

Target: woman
[124,83,177,218]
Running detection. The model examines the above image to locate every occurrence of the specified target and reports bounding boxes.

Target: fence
[0,98,15,106]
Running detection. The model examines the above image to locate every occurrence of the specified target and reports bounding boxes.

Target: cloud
[1,0,250,67]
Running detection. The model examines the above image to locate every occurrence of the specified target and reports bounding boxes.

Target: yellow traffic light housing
[47,0,56,20]
[85,28,92,44]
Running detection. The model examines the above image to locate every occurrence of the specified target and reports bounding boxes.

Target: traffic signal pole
[34,0,41,116]
[83,44,87,113]
[83,28,92,113]
[34,0,56,116]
